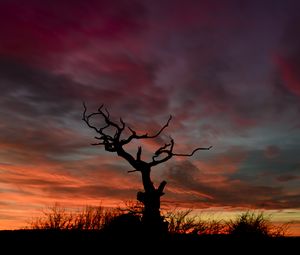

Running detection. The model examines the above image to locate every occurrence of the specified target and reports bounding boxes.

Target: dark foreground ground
[0,230,299,254]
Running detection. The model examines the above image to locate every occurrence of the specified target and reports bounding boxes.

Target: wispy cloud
[0,0,300,233]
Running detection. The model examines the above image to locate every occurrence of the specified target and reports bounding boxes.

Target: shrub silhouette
[30,203,73,230]
[164,209,198,234]
[164,209,226,235]
[30,204,120,231]
[227,211,289,237]
[73,206,121,231]
[102,213,142,236]
[29,204,289,238]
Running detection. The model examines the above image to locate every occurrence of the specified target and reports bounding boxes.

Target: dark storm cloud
[164,159,300,209]
[0,57,125,113]
[0,55,169,163]
[264,145,281,159]
[0,58,86,116]
[231,147,300,183]
[276,175,300,182]
[0,59,90,161]
[0,52,169,121]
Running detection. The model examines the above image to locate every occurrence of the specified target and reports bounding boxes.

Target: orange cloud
[194,146,248,176]
[0,156,143,230]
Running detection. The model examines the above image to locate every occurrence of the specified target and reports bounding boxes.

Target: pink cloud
[274,55,300,97]
[0,0,145,66]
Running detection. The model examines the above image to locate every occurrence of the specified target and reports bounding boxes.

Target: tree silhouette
[82,103,211,234]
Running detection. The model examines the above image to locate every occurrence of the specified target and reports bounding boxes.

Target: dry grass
[29,203,289,237]
[30,203,121,230]
[163,209,227,235]
[227,211,290,237]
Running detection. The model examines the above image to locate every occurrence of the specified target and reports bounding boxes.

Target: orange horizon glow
[1,201,300,237]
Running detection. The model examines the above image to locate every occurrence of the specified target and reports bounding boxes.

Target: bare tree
[82,103,211,233]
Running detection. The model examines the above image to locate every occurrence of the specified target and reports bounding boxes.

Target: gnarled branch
[173,145,213,156]
[82,102,124,137]
[150,138,212,167]
[83,103,212,229]
[128,169,139,173]
[83,103,211,170]
[121,115,172,145]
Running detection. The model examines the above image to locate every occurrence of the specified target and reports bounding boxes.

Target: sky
[0,0,300,234]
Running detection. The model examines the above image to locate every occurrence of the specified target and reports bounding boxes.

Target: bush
[30,203,73,230]
[30,203,120,231]
[164,209,226,235]
[227,211,289,237]
[102,213,142,235]
[29,204,289,237]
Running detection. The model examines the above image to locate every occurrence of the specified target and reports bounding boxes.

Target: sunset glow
[0,0,299,235]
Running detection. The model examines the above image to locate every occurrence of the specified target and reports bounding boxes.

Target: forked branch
[83,103,212,169]
[121,115,172,145]
[150,138,212,167]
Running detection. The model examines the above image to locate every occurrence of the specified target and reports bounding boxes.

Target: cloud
[0,158,142,221]
[42,184,137,201]
[276,175,300,182]
[194,146,248,175]
[274,55,300,97]
[0,0,146,64]
[264,145,281,159]
[1,0,300,232]
[164,159,300,209]
[274,4,300,97]
[271,4,300,122]
[0,56,170,166]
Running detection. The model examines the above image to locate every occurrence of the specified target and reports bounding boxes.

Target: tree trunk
[137,167,167,235]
